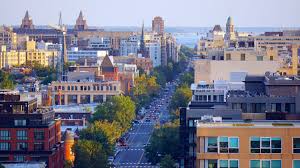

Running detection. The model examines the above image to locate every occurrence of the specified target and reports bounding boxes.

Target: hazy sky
[0,0,299,27]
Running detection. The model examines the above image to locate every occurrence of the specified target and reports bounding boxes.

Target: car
[108,156,114,165]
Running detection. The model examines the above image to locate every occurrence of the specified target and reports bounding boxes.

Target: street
[113,80,176,168]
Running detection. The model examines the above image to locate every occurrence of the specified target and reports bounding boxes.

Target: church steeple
[74,10,88,31]
[20,10,34,29]
[139,21,147,57]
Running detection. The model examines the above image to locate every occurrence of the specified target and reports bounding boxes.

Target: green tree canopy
[0,71,15,90]
[73,140,108,168]
[93,95,136,133]
[160,154,176,168]
[170,84,192,111]
[179,71,194,87]
[145,123,182,164]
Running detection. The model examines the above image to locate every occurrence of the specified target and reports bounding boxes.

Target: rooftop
[197,120,300,128]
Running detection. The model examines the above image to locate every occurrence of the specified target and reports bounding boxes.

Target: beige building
[0,26,17,49]
[254,36,300,50]
[0,40,58,68]
[0,46,26,68]
[196,120,300,168]
[224,48,278,61]
[46,81,121,105]
[194,60,281,84]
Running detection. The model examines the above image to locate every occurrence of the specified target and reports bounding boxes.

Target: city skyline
[0,0,299,27]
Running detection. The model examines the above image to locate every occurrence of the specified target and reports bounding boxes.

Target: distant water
[168,27,295,48]
[31,25,299,48]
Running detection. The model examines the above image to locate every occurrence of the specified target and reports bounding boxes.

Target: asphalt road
[113,81,176,168]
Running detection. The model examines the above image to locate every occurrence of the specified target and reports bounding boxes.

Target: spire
[75,10,87,31]
[140,21,146,56]
[21,10,34,29]
[58,11,63,28]
[78,11,84,20]
[24,10,30,19]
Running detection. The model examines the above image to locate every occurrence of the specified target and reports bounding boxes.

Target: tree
[170,84,192,111]
[93,95,136,133]
[64,160,73,168]
[73,140,108,168]
[179,72,194,86]
[93,121,122,146]
[79,124,113,155]
[145,123,182,164]
[160,155,176,168]
[0,71,15,90]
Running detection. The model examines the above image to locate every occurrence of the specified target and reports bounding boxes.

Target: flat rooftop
[53,104,97,113]
[197,120,300,128]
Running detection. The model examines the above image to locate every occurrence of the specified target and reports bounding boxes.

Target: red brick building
[0,91,64,168]
[101,55,118,81]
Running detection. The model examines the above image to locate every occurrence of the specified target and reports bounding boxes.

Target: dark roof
[213,25,222,32]
[13,28,99,35]
[101,55,114,68]
[13,28,62,35]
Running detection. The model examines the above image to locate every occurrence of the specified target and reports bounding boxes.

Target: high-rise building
[20,11,34,29]
[74,11,88,31]
[152,16,164,35]
[0,90,64,168]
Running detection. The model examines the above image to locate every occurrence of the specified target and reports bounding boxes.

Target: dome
[227,16,233,25]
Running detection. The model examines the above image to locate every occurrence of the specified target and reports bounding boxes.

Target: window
[14,119,26,126]
[219,137,239,153]
[250,137,281,153]
[270,56,274,61]
[294,160,300,168]
[293,138,300,153]
[257,56,263,61]
[250,160,281,168]
[285,103,296,113]
[14,155,25,162]
[34,130,44,140]
[207,137,218,152]
[0,142,10,151]
[271,103,281,112]
[34,142,44,151]
[251,103,266,113]
[0,130,10,140]
[241,54,246,61]
[219,160,239,168]
[226,54,231,60]
[17,142,28,151]
[17,130,27,140]
[207,160,217,168]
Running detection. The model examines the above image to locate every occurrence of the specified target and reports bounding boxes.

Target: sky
[0,0,299,27]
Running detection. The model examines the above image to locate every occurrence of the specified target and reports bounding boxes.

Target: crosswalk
[114,162,159,168]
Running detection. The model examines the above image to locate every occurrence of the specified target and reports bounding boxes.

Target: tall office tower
[152,16,164,35]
